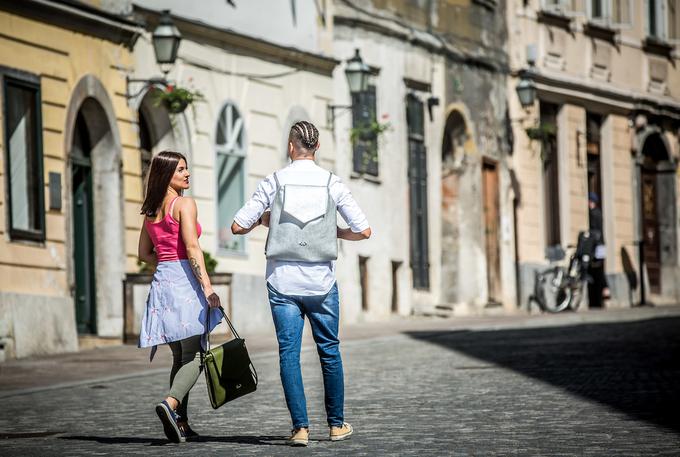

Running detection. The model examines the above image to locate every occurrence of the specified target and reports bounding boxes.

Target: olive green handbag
[202,306,258,409]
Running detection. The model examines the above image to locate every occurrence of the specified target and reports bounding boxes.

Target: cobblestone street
[1,308,679,456]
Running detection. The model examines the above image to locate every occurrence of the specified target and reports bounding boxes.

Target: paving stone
[0,312,679,456]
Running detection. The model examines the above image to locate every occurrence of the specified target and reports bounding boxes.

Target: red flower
[166,84,174,92]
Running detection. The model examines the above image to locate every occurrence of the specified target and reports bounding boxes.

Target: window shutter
[669,0,680,41]
[351,85,379,176]
[611,0,632,27]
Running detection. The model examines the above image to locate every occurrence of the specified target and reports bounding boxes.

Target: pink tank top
[145,196,202,262]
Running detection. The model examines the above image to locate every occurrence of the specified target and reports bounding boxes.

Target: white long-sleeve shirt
[233,159,370,296]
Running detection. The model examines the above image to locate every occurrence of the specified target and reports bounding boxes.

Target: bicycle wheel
[568,259,586,311]
[537,267,572,313]
[568,280,586,310]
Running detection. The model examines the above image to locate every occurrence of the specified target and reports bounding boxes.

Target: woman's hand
[205,288,221,309]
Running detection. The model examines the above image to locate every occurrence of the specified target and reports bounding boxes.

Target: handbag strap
[204,306,259,385]
[206,306,240,352]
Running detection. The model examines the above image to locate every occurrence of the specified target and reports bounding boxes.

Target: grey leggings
[168,335,203,421]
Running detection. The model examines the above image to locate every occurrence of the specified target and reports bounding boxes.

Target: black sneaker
[178,423,199,442]
[155,400,182,443]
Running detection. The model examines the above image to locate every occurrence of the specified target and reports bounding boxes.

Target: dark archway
[440,110,467,303]
[138,89,177,193]
[640,132,676,296]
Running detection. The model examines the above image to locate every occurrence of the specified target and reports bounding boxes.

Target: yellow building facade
[0,1,142,359]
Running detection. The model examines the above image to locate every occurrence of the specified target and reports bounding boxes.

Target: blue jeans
[267,282,344,429]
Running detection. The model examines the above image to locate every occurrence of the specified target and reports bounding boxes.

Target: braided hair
[289,120,319,153]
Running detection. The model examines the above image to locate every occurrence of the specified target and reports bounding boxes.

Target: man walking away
[588,192,610,307]
[231,121,371,446]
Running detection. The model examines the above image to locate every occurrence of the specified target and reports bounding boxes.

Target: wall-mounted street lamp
[327,49,371,131]
[126,10,182,99]
[515,76,537,109]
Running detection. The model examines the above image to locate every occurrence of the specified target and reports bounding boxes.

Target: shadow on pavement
[60,434,287,446]
[405,317,680,433]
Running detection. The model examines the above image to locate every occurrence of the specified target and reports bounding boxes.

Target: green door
[72,113,96,334]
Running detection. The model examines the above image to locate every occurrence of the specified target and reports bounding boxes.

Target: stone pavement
[1,306,679,456]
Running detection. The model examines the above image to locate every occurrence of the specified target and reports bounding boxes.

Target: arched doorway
[639,132,676,296]
[440,110,467,303]
[71,110,96,333]
[138,89,179,187]
[216,101,247,253]
[65,76,125,337]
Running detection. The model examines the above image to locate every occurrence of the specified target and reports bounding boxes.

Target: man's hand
[337,227,371,240]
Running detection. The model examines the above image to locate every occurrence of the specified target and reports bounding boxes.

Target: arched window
[216,102,246,253]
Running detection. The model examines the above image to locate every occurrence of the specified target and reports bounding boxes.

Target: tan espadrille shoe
[287,427,309,446]
[329,422,353,441]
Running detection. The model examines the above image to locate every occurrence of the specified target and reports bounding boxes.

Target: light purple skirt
[138,260,222,360]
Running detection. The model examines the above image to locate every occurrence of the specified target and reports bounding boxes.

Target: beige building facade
[129,1,338,335]
[508,0,680,307]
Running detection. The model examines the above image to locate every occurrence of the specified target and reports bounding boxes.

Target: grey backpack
[265,171,338,262]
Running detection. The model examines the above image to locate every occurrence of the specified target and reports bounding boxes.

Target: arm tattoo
[190,256,203,281]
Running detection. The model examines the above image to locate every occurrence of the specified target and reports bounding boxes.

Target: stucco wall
[0,9,137,356]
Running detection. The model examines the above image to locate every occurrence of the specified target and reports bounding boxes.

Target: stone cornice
[0,0,142,49]
[516,67,680,120]
[333,13,508,74]
[134,6,339,77]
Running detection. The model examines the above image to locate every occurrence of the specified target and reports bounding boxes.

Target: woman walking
[137,150,222,443]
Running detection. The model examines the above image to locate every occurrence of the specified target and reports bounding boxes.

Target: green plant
[137,259,155,274]
[152,83,204,114]
[349,120,391,145]
[350,119,391,173]
[525,122,556,160]
[203,250,218,274]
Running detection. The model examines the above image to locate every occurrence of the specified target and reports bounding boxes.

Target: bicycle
[530,231,597,313]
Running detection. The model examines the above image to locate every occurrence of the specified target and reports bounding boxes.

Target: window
[542,0,577,14]
[215,102,246,253]
[588,0,632,27]
[648,0,663,38]
[406,93,430,290]
[3,74,45,241]
[669,0,680,41]
[646,0,680,40]
[540,102,561,248]
[351,85,379,176]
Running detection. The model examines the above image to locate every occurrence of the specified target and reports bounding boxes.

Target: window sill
[7,237,46,248]
[583,21,618,44]
[349,172,382,184]
[217,248,248,259]
[643,37,674,58]
[472,0,496,11]
[537,9,573,30]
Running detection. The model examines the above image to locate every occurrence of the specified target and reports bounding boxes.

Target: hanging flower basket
[152,84,204,114]
[525,122,556,161]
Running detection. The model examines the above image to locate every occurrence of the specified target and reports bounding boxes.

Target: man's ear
[315,141,320,151]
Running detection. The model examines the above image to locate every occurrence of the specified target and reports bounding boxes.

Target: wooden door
[482,160,501,302]
[641,170,661,294]
[72,113,96,334]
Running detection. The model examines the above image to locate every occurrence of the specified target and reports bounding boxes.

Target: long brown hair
[140,150,188,217]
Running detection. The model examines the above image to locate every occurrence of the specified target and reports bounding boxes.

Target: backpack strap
[326,171,333,188]
[273,172,281,189]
